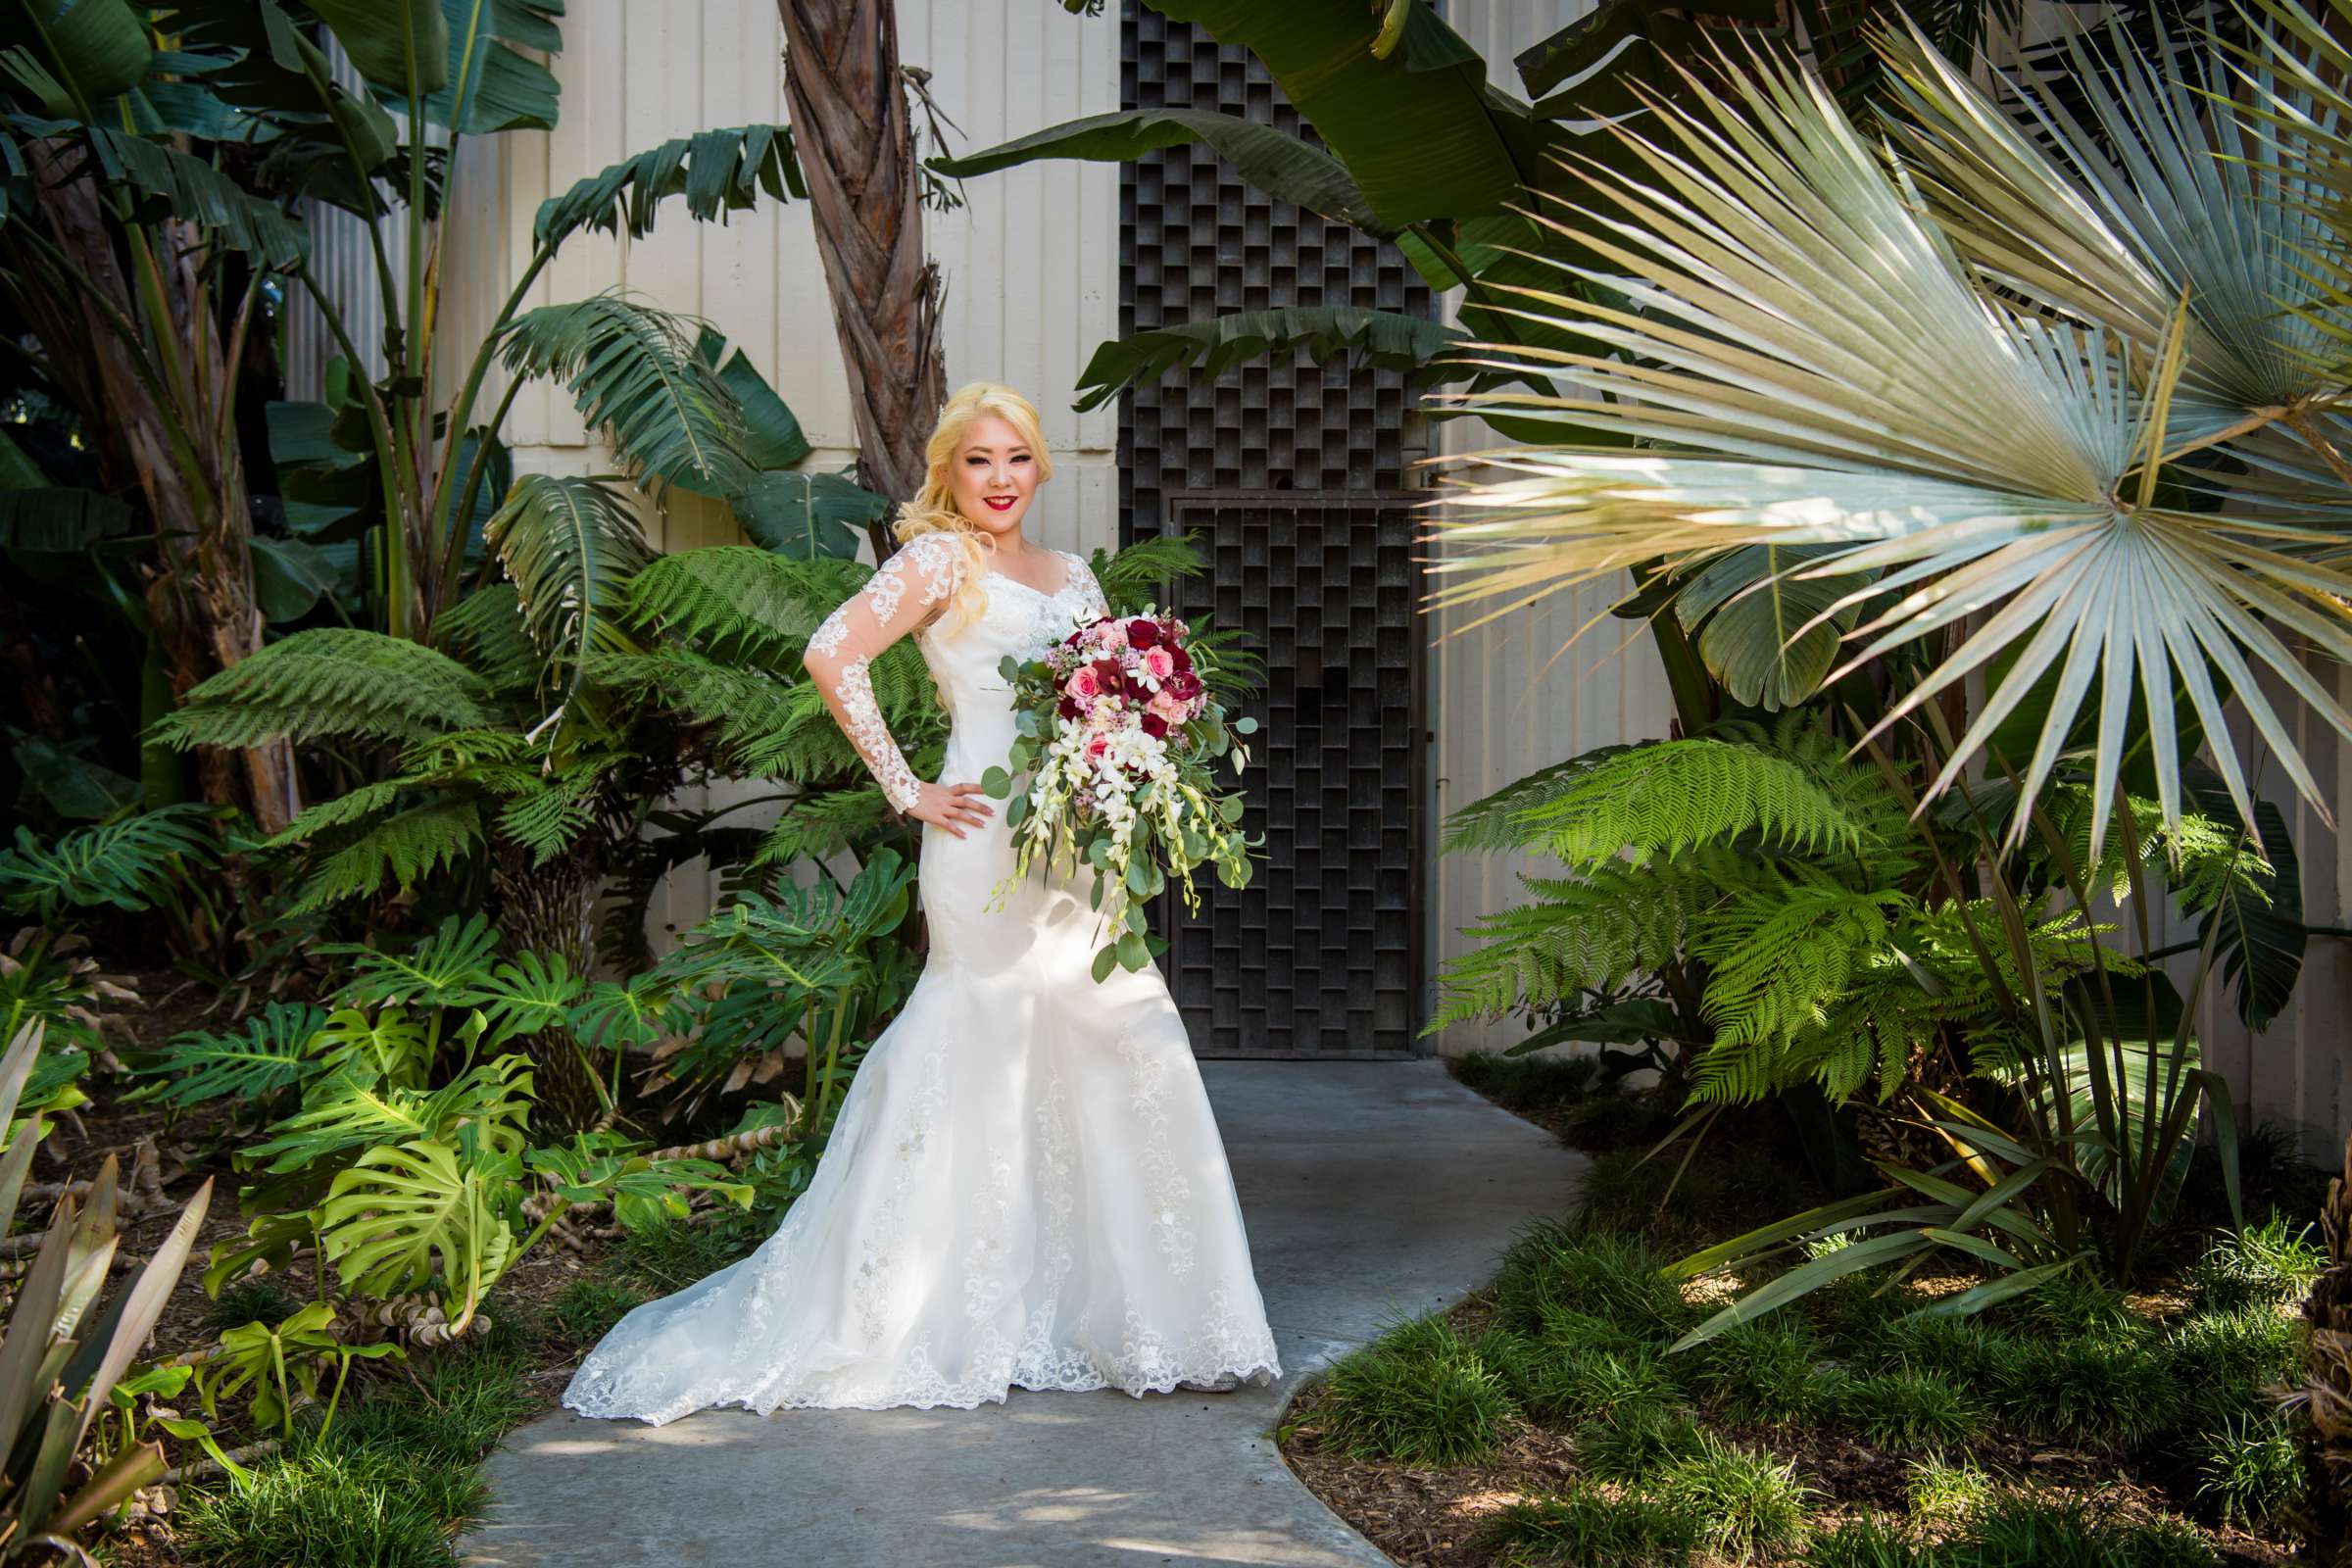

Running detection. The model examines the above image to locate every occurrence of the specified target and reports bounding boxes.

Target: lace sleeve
[802,534,965,813]
[1066,550,1109,618]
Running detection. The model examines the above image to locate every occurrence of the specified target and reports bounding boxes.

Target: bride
[562,382,1283,1425]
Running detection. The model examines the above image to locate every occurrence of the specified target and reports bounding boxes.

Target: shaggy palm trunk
[20,140,297,833]
[775,0,948,557]
[491,840,609,1134]
[2302,1136,2352,1561]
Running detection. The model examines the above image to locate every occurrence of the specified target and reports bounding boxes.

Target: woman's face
[947,413,1040,540]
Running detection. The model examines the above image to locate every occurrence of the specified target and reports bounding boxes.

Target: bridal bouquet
[981,604,1260,982]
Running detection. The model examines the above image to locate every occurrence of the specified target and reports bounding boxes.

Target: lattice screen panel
[1118,2,1434,1058]
[1154,496,1425,1057]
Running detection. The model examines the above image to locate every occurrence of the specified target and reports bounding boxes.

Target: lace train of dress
[562,539,1283,1425]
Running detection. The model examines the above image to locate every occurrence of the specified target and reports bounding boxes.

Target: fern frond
[437,584,542,692]
[290,800,484,914]
[1425,863,1699,1031]
[495,759,618,866]
[1437,746,1642,855]
[1529,739,1875,867]
[267,779,413,850]
[628,547,856,657]
[155,629,497,750]
[499,295,754,497]
[1090,532,1208,614]
[750,788,893,868]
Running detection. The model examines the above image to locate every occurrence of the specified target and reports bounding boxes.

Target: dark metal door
[1119,4,1434,1057]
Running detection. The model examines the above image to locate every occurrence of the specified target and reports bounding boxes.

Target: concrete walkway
[461,1058,1586,1568]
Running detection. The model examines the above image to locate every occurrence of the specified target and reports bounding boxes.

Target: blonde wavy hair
[890,381,1055,640]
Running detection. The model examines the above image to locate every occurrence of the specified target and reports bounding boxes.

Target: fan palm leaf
[1418,26,2352,859]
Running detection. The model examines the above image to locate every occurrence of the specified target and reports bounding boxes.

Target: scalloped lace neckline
[982,551,1078,601]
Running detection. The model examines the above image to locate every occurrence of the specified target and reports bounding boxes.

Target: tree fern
[498,295,754,498]
[1685,871,1909,1103]
[290,799,484,914]
[751,789,893,869]
[0,804,221,920]
[1436,746,1640,855]
[436,583,542,693]
[492,758,619,867]
[628,546,852,658]
[1425,861,1707,1030]
[1529,738,1878,867]
[155,629,496,749]
[1088,531,1208,614]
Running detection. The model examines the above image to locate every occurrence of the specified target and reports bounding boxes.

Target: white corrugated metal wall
[433,0,1125,948]
[411,0,2347,1145]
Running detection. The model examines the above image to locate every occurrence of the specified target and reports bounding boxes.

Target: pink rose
[1068,666,1100,699]
[1150,690,1186,723]
[1097,619,1128,652]
[1085,734,1109,760]
[1142,646,1175,679]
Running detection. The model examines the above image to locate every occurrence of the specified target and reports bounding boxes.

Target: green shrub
[1850,1311,2018,1390]
[204,1278,308,1334]
[1319,1315,1518,1465]
[1688,1323,1839,1428]
[2163,1303,2303,1417]
[1448,1050,1607,1114]
[1808,1515,1931,1568]
[2186,1212,2325,1312]
[1838,1369,1984,1451]
[1493,1223,1692,1334]
[1994,1335,2180,1448]
[2192,1408,2303,1527]
[2017,1269,2136,1341]
[1906,1455,1996,1525]
[1575,1402,1706,1482]
[176,1442,483,1568]
[1474,1481,1699,1567]
[1649,1433,1813,1561]
[1944,1494,2215,1568]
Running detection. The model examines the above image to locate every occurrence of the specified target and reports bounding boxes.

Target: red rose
[1142,712,1167,739]
[1125,617,1160,651]
[1057,695,1081,720]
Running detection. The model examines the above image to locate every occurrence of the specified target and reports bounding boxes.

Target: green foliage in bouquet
[978,605,1263,982]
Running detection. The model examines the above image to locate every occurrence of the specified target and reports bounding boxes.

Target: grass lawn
[1273,1053,2317,1568]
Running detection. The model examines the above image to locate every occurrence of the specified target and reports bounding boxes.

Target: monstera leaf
[317,1137,518,1332]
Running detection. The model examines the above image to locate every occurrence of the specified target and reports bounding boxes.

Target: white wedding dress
[562,532,1283,1425]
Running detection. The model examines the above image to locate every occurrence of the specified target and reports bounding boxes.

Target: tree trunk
[775,0,949,558]
[19,139,299,834]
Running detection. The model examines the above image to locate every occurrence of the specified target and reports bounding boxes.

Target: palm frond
[1417,26,2352,859]
[499,295,754,497]
[533,125,804,249]
[482,473,654,692]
